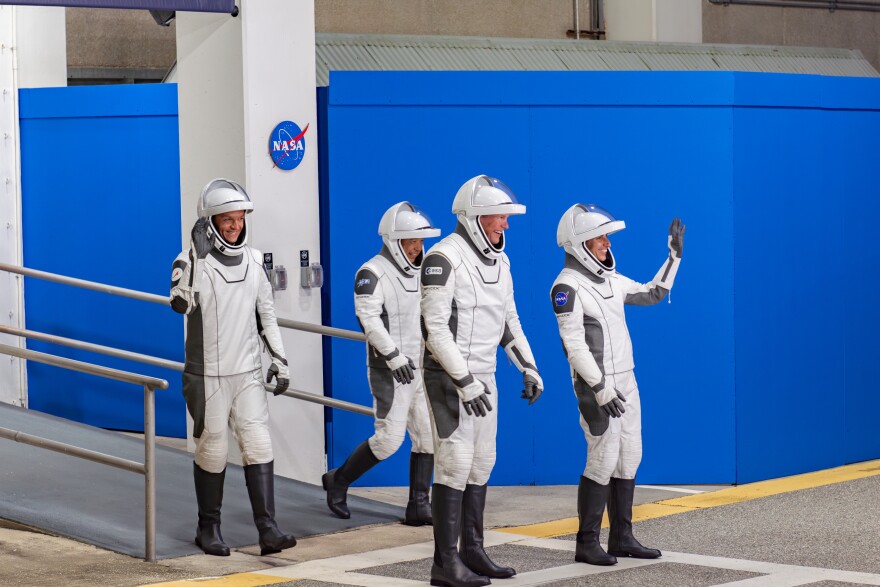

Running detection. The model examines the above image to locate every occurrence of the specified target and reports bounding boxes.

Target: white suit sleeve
[500,272,539,378]
[621,253,681,306]
[169,249,202,315]
[254,254,289,378]
[420,251,485,402]
[550,279,605,391]
[353,267,400,361]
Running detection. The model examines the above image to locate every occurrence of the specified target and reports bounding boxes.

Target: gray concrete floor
[2,435,877,587]
[0,480,707,587]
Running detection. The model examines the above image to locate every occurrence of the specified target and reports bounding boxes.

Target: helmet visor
[572,204,625,240]
[198,179,253,218]
[471,177,526,215]
[391,202,441,239]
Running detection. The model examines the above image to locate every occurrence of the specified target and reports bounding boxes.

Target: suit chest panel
[202,255,258,313]
[453,257,508,339]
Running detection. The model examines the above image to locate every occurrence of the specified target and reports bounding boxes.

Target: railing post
[144,384,156,563]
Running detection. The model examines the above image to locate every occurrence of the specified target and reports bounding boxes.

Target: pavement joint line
[141,538,880,587]
[139,572,293,586]
[496,459,880,538]
[638,484,707,494]
[322,572,426,586]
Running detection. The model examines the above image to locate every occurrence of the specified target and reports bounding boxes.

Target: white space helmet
[452,175,526,260]
[197,178,253,256]
[379,201,441,273]
[557,203,626,277]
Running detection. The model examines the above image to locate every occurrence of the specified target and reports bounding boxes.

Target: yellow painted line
[141,572,295,587]
[498,459,880,538]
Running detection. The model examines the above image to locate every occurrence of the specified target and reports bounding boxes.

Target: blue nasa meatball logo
[554,291,569,306]
[269,120,309,171]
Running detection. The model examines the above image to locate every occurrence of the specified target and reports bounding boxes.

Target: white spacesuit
[551,203,684,566]
[322,202,439,525]
[170,178,296,557]
[421,175,543,587]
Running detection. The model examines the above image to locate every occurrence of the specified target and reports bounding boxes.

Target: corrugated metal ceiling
[315,33,879,86]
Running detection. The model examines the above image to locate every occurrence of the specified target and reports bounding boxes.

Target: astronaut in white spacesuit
[421,175,543,587]
[551,204,684,566]
[170,178,297,557]
[322,202,440,526]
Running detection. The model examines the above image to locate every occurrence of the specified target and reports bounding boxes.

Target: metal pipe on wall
[573,0,580,39]
[708,0,880,12]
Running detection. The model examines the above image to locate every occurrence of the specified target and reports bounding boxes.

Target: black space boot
[607,477,661,559]
[430,484,491,587]
[575,476,616,566]
[404,452,434,526]
[460,484,515,579]
[193,463,230,556]
[321,441,380,519]
[244,461,298,555]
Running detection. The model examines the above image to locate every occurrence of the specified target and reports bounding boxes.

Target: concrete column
[176,0,325,483]
[0,5,65,408]
[605,0,702,43]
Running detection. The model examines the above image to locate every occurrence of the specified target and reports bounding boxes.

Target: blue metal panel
[528,104,737,485]
[325,102,536,485]
[324,70,880,486]
[19,84,184,437]
[732,76,880,483]
[324,71,740,485]
[329,70,737,107]
[836,107,880,465]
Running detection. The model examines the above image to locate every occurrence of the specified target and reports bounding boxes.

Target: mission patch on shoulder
[421,254,452,287]
[354,268,379,295]
[551,283,576,314]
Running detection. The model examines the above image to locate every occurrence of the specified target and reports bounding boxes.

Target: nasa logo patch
[171,267,183,282]
[554,291,568,306]
[425,267,443,276]
[269,120,309,171]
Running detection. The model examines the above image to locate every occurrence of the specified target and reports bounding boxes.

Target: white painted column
[176,0,325,483]
[0,5,66,408]
[604,0,702,44]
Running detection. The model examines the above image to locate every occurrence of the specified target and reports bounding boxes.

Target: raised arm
[623,218,685,306]
[169,218,213,315]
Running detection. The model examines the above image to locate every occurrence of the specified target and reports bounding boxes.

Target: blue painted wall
[19,84,185,437]
[322,71,880,485]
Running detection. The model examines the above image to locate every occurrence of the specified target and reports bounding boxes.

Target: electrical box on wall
[299,249,323,288]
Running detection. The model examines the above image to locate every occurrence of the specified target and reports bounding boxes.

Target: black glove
[520,372,543,405]
[669,217,686,258]
[462,383,493,418]
[191,217,213,260]
[600,389,626,418]
[388,355,416,385]
[266,362,290,396]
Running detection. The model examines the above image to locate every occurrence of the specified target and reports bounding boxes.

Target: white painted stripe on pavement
[227,533,880,587]
[638,484,708,494]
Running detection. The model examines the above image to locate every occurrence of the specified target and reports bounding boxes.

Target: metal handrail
[0,342,163,562]
[0,324,374,417]
[0,262,365,340]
